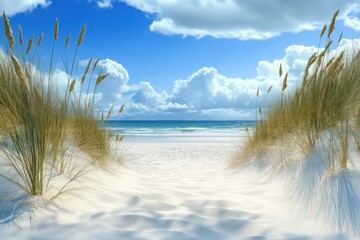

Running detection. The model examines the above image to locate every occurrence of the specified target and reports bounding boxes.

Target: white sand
[0,136,353,239]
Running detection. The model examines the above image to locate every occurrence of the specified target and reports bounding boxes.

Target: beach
[0,122,347,240]
[1,3,359,239]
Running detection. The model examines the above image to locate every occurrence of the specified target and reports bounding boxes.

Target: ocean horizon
[104,120,255,141]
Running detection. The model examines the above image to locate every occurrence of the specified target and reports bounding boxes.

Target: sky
[1,0,360,120]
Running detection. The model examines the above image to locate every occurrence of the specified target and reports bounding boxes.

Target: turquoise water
[104,120,255,141]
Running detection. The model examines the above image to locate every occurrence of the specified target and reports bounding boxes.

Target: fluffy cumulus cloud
[343,3,360,30]
[171,67,258,110]
[115,0,360,40]
[0,0,51,16]
[95,58,129,104]
[76,37,360,119]
[118,65,274,119]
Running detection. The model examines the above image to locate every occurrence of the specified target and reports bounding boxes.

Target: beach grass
[0,12,114,197]
[234,11,360,236]
[236,9,360,171]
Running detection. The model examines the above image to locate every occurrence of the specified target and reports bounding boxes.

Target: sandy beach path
[1,139,333,239]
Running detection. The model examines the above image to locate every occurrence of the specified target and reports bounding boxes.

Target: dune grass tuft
[0,12,119,197]
[236,9,360,171]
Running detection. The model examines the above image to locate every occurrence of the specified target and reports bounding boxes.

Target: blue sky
[1,0,360,120]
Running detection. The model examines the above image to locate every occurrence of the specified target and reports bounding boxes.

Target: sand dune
[0,138,352,239]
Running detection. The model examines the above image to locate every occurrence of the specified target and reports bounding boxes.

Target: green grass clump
[0,12,116,197]
[237,9,360,170]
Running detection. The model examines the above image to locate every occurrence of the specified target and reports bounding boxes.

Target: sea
[104,120,255,142]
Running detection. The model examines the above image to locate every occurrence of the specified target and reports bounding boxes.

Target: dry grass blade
[256,88,260,97]
[34,86,43,102]
[325,40,333,52]
[326,57,335,69]
[279,64,283,77]
[267,85,273,94]
[303,52,317,82]
[306,53,317,71]
[318,41,333,65]
[116,134,124,142]
[338,32,343,44]
[328,50,345,76]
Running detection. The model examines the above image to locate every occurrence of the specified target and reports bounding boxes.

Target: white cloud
[78,37,360,119]
[96,0,112,9]
[118,0,359,40]
[0,0,51,16]
[343,3,360,30]
[131,81,166,107]
[171,67,259,110]
[95,58,129,104]
[93,44,315,119]
[9,37,355,120]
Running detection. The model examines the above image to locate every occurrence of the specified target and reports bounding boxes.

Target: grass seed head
[107,105,113,119]
[54,18,59,40]
[18,25,23,45]
[3,11,15,49]
[77,24,86,47]
[69,79,76,92]
[37,33,44,47]
[119,103,125,113]
[282,73,288,91]
[328,9,340,39]
[26,34,34,54]
[11,53,29,91]
[93,59,100,71]
[320,23,327,38]
[65,34,70,48]
[95,72,109,86]
[81,57,93,84]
